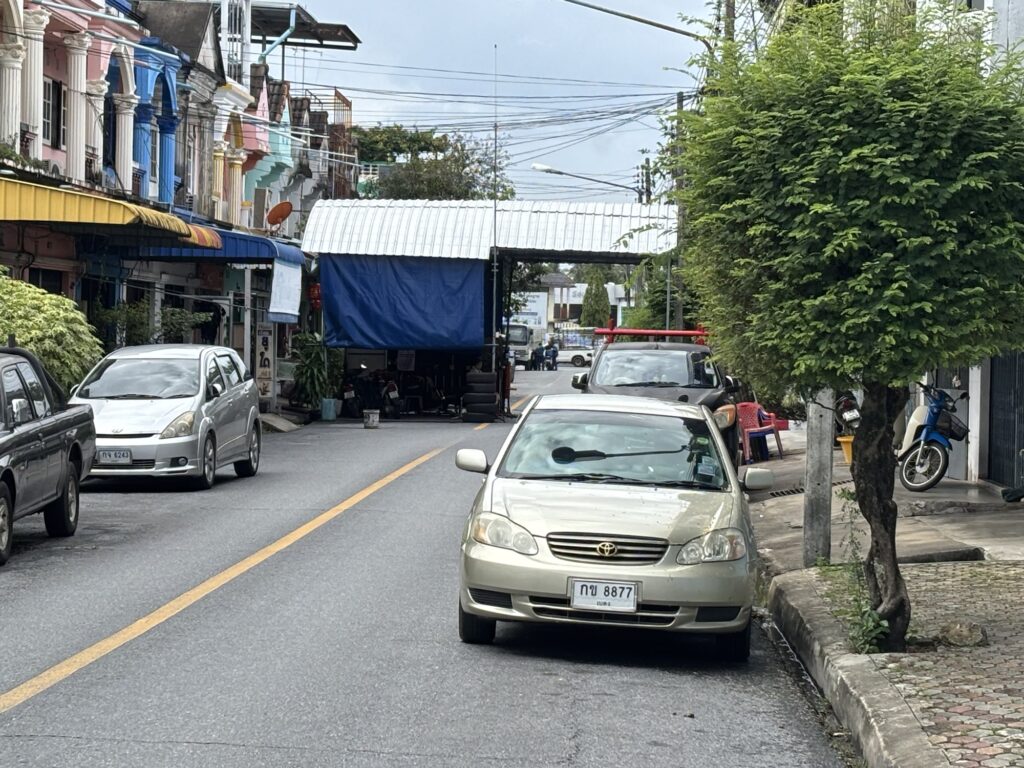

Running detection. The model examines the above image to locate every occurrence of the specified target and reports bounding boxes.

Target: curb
[768,572,949,768]
[899,500,1012,517]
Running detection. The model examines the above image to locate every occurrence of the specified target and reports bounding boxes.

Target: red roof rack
[594,327,709,343]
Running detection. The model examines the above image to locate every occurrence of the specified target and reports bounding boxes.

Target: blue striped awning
[141,228,306,265]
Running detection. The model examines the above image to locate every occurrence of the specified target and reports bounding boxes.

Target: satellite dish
[266,201,293,228]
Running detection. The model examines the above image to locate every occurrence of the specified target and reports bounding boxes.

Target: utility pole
[668,90,686,331]
[803,390,834,566]
[642,158,652,204]
[724,0,736,42]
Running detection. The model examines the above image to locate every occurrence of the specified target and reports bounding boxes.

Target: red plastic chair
[736,402,784,464]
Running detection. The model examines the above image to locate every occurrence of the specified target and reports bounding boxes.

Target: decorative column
[86,79,108,176]
[211,141,226,220]
[63,33,92,182]
[227,149,245,226]
[134,100,154,196]
[112,94,138,192]
[0,44,25,149]
[21,9,49,159]
[157,114,177,204]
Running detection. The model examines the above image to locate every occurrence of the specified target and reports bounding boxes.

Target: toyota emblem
[596,541,618,557]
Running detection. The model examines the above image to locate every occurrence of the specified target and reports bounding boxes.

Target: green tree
[95,300,210,347]
[352,125,449,163]
[579,271,612,328]
[672,0,1024,649]
[0,268,103,390]
[368,133,514,201]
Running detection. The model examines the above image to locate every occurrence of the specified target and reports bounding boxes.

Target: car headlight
[471,512,539,555]
[713,404,736,430]
[160,412,195,439]
[677,528,747,564]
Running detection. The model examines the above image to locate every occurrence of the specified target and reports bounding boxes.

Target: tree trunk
[851,380,910,651]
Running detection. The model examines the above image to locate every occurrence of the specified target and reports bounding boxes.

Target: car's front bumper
[90,434,202,477]
[460,539,754,633]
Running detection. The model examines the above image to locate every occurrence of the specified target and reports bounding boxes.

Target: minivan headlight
[471,512,539,555]
[677,528,747,564]
[160,412,195,439]
[713,404,736,430]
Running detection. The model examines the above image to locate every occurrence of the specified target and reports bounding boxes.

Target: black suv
[571,341,742,464]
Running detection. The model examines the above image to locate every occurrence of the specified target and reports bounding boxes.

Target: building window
[60,84,67,148]
[150,124,158,180]
[42,79,52,143]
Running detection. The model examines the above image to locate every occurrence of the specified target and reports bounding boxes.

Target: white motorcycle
[897,382,969,492]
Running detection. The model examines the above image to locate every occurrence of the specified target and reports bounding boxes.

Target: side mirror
[207,381,225,400]
[69,384,80,397]
[10,398,32,427]
[724,375,742,394]
[959,391,969,401]
[739,467,773,492]
[455,448,489,474]
[571,373,588,390]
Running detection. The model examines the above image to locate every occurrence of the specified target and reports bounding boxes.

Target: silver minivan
[71,345,261,490]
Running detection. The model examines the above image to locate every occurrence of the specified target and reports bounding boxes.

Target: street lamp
[531,163,645,203]
[555,0,714,52]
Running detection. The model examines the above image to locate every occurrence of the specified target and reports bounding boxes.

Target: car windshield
[590,349,720,388]
[78,358,200,399]
[498,408,728,490]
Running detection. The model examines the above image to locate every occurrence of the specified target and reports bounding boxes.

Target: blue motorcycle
[898,382,969,492]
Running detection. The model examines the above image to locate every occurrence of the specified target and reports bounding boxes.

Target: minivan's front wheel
[194,435,217,491]
[899,442,948,492]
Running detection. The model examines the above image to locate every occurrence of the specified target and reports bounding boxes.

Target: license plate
[842,409,860,422]
[569,579,639,613]
[98,449,131,465]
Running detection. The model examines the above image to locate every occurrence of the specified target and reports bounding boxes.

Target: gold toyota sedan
[456,394,773,660]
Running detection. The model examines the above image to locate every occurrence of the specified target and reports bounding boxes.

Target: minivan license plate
[98,450,131,465]
[570,579,638,613]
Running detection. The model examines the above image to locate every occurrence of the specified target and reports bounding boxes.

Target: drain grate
[768,478,853,498]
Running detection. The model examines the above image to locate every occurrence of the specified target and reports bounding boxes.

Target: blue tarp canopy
[141,229,305,265]
[320,254,485,349]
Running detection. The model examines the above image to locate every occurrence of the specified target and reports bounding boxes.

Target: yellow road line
[473,395,532,431]
[0,447,444,715]
[474,423,489,431]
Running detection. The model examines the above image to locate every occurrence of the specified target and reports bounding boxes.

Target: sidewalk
[750,427,1024,768]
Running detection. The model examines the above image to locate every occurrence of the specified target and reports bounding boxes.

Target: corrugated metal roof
[301,200,677,260]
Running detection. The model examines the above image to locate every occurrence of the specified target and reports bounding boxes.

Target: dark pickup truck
[0,348,96,566]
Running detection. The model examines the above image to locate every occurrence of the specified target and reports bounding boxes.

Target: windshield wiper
[515,472,637,483]
[653,479,725,490]
[612,381,681,387]
[102,394,164,400]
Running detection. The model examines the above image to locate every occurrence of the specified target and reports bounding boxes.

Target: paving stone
[816,562,1024,767]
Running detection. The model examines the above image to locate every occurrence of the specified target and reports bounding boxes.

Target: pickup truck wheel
[44,462,79,537]
[0,484,12,566]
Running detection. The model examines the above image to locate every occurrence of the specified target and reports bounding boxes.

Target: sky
[285,0,708,202]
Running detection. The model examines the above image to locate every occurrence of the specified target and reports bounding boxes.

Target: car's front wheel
[571,355,586,367]
[458,601,496,644]
[194,434,217,491]
[716,618,751,662]
[234,426,261,478]
[44,460,79,537]
[0,483,13,566]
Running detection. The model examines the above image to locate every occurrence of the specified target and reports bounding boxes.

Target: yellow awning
[0,178,190,236]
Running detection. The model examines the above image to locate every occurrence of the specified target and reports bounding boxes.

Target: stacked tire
[462,371,499,423]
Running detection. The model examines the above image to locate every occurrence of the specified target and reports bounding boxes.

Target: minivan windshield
[590,349,720,388]
[78,358,200,399]
[499,409,727,490]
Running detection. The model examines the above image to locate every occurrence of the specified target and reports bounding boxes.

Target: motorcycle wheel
[899,442,949,492]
